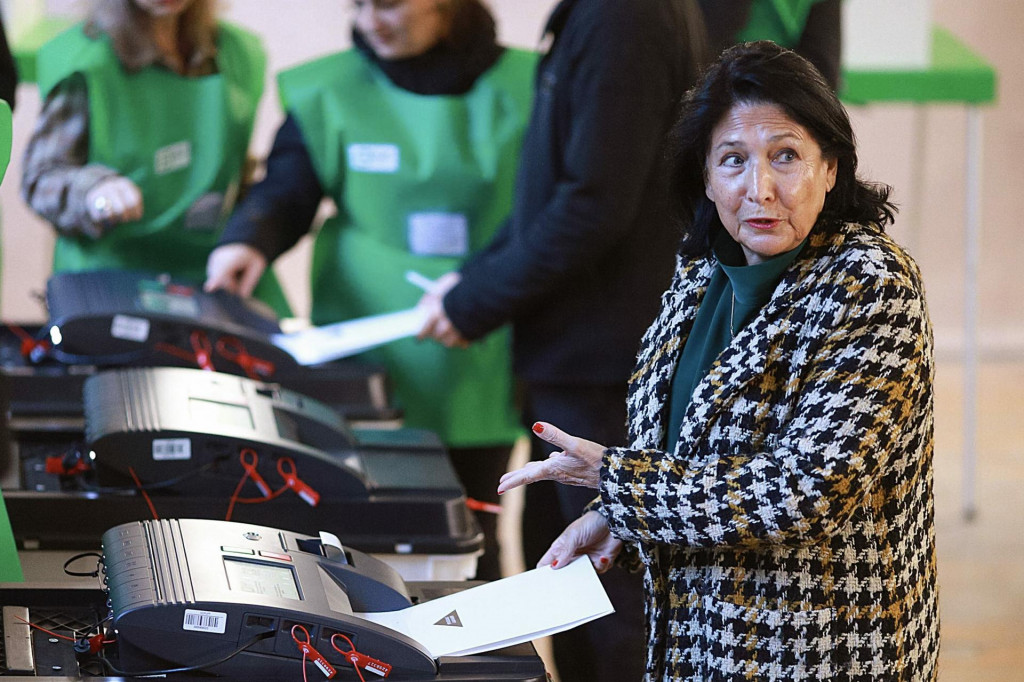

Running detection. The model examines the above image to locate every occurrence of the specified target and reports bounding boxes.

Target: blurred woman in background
[23,0,289,314]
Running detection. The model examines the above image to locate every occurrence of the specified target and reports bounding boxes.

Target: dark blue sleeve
[218,114,324,261]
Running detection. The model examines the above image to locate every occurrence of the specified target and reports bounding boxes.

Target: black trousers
[520,382,646,682]
[447,444,514,581]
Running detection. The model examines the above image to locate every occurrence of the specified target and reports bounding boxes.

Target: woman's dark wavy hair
[669,40,896,258]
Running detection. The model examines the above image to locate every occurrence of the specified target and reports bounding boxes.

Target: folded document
[358,557,614,658]
[271,307,429,366]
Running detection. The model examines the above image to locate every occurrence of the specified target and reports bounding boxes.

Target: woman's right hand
[540,510,622,574]
[85,176,143,229]
[204,243,268,298]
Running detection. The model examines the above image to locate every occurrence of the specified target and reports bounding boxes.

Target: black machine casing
[44,270,298,376]
[84,366,460,500]
[3,366,479,556]
[0,583,547,681]
[103,519,436,676]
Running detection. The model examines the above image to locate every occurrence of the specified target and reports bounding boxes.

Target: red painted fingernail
[599,556,609,565]
[532,423,544,434]
[551,559,558,567]
[497,490,504,495]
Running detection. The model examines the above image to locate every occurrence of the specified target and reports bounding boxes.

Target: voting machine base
[2,430,482,559]
[0,584,548,681]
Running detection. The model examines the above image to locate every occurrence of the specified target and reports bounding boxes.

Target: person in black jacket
[418,1,706,679]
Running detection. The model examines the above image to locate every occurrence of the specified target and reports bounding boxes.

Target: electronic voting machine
[102,518,436,677]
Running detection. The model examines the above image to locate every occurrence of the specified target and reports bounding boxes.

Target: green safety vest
[279,48,536,446]
[37,23,291,316]
[738,0,824,47]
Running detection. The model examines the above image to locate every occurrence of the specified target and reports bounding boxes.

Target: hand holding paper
[540,510,623,575]
[270,270,457,365]
[410,271,469,349]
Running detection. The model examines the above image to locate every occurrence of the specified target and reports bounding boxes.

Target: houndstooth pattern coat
[598,221,939,681]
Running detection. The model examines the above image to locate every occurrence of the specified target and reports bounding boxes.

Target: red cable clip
[331,633,392,678]
[240,450,272,498]
[277,457,320,507]
[291,625,336,679]
[216,336,275,380]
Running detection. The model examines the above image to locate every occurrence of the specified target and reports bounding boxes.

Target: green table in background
[841,27,997,520]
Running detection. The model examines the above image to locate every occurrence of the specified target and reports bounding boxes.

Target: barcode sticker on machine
[183,609,227,634]
[153,438,191,461]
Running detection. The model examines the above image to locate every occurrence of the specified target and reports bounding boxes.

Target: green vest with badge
[37,23,291,317]
[279,48,536,446]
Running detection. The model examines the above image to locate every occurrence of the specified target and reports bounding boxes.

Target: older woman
[205,0,535,581]
[499,41,938,681]
[22,0,289,315]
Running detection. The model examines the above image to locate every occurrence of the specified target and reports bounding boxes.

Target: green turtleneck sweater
[664,233,807,453]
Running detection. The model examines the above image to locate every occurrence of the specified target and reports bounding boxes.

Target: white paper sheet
[270,307,428,366]
[357,558,614,658]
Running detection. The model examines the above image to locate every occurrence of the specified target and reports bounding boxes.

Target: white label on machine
[153,438,191,461]
[110,314,150,342]
[183,610,227,634]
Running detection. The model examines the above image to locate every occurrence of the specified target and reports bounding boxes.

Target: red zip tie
[331,632,391,679]
[277,457,320,507]
[44,453,91,476]
[152,330,214,371]
[190,330,214,371]
[240,449,272,498]
[6,324,50,360]
[216,336,275,380]
[225,449,288,520]
[466,498,502,514]
[291,625,336,679]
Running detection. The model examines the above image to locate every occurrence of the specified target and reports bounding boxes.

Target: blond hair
[85,0,218,72]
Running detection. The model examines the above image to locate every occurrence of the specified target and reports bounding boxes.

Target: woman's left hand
[497,422,606,493]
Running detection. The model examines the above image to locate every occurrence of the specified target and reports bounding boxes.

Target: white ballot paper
[270,307,428,366]
[356,557,614,658]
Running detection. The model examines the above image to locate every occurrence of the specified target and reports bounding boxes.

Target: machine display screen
[224,559,301,601]
[189,398,255,431]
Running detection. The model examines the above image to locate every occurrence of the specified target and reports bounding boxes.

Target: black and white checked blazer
[599,220,939,681]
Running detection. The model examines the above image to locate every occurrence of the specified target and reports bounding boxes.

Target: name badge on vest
[347,143,400,173]
[408,212,469,257]
[154,141,192,175]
